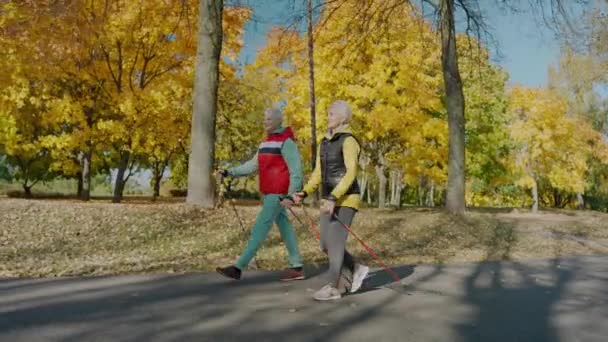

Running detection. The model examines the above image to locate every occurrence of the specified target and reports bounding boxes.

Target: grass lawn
[1,198,608,278]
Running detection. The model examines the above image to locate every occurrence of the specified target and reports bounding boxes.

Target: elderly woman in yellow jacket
[292,100,369,301]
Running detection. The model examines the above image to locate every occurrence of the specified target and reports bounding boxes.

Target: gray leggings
[320,206,357,292]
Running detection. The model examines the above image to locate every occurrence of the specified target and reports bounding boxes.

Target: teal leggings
[235,194,303,270]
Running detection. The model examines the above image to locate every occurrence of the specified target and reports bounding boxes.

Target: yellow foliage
[507,86,603,194]
[1,1,252,187]
[253,1,446,183]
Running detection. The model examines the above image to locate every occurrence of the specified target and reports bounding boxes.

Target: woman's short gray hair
[328,100,352,124]
[264,108,283,123]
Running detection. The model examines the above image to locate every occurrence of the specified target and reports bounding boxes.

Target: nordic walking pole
[291,197,403,287]
[229,199,247,235]
[298,205,401,284]
[331,213,401,283]
[300,205,321,240]
[288,206,320,241]
[220,173,258,269]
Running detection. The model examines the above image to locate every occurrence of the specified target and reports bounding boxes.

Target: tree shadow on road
[454,258,574,342]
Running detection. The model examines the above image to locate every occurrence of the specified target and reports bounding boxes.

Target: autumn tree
[254,2,447,208]
[458,37,511,207]
[0,2,60,197]
[507,86,605,212]
[1,0,251,202]
[0,80,58,197]
[548,5,608,209]
[298,0,587,213]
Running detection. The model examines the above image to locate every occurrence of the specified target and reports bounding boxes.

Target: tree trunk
[396,171,403,207]
[153,175,162,200]
[561,194,573,209]
[531,179,539,213]
[390,170,403,207]
[553,188,560,208]
[187,0,223,208]
[426,180,435,207]
[23,184,32,198]
[307,0,317,174]
[80,109,94,201]
[398,184,405,209]
[367,181,372,205]
[81,149,92,201]
[389,170,395,206]
[376,165,386,208]
[152,159,169,201]
[359,154,369,202]
[418,181,424,207]
[394,171,399,206]
[576,192,584,210]
[359,172,368,201]
[112,151,130,203]
[440,0,466,215]
[77,170,83,198]
[392,172,396,205]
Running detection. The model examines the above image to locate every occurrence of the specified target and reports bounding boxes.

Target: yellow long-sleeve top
[303,126,361,209]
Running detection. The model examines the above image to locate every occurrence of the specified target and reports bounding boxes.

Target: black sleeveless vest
[320,133,361,198]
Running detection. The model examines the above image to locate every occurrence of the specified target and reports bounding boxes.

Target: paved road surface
[2,256,607,341]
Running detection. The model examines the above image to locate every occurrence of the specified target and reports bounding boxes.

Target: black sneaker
[216,265,242,280]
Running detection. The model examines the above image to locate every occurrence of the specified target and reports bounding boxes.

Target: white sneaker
[350,264,370,293]
[313,284,342,301]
